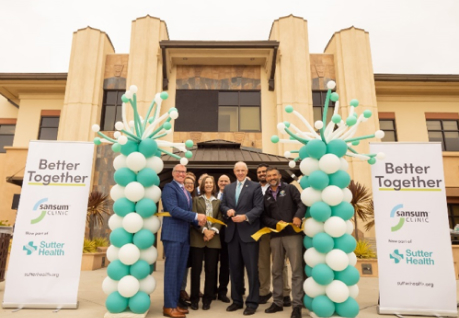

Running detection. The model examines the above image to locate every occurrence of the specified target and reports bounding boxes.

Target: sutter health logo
[23,241,38,255]
[31,198,70,224]
[390,203,429,232]
[22,240,65,256]
[390,249,434,265]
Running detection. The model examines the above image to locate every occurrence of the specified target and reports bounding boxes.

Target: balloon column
[92,86,193,314]
[271,81,384,318]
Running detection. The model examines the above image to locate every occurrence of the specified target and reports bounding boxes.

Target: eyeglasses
[174,170,187,174]
[184,182,194,186]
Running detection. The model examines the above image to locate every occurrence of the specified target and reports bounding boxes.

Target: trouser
[190,247,219,303]
[163,240,190,308]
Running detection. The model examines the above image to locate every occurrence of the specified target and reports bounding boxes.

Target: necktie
[182,186,190,205]
[235,182,242,204]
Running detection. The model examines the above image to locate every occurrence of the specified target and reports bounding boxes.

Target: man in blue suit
[161,164,207,318]
[220,161,264,315]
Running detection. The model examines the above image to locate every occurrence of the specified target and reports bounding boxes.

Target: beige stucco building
[0,15,458,241]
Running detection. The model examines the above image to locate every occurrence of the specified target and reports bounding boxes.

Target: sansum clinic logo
[31,198,70,224]
[390,203,429,232]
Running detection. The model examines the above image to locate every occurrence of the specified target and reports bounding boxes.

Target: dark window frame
[379,119,398,142]
[101,90,124,131]
[448,204,459,229]
[0,124,16,153]
[38,116,60,140]
[312,90,335,124]
[427,119,459,151]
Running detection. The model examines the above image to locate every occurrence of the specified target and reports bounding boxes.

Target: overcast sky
[1,0,458,74]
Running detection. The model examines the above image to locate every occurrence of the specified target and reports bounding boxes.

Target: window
[379,119,398,142]
[448,204,459,229]
[312,91,335,124]
[0,124,15,153]
[427,120,459,151]
[101,90,124,131]
[38,117,60,140]
[218,91,260,132]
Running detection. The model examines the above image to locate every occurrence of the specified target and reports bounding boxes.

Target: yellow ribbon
[156,212,227,227]
[251,222,303,241]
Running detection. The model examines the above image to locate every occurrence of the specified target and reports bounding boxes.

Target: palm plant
[348,181,375,241]
[87,190,111,240]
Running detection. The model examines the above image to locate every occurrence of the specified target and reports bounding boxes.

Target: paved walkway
[1,261,458,317]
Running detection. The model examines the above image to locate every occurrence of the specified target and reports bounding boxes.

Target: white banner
[370,142,457,316]
[3,141,94,309]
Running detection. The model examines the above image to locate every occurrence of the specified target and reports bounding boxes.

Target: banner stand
[3,302,79,310]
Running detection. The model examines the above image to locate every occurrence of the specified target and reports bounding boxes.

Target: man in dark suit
[220,161,264,315]
[161,164,207,318]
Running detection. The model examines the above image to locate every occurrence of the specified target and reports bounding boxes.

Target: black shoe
[202,302,211,310]
[190,302,199,310]
[283,295,292,307]
[178,298,190,308]
[291,306,302,318]
[258,292,272,304]
[218,294,231,303]
[265,303,283,314]
[227,303,243,312]
[243,307,257,316]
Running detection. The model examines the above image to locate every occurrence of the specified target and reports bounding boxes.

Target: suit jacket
[220,179,264,243]
[161,180,196,243]
[190,196,222,249]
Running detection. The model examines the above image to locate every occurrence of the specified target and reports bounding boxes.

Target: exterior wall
[0,96,18,118]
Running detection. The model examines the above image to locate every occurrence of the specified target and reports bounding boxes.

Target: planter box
[452,245,459,280]
[81,252,106,271]
[356,258,378,277]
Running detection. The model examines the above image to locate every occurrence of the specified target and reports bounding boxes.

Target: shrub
[354,240,376,259]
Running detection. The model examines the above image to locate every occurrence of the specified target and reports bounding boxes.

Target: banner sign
[370,142,457,316]
[3,141,94,309]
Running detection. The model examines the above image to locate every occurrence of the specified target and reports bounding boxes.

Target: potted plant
[0,220,13,280]
[354,240,378,277]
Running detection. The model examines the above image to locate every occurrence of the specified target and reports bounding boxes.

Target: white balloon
[106,245,120,262]
[144,185,161,203]
[91,124,100,132]
[180,157,188,165]
[125,182,145,202]
[303,218,324,237]
[376,152,386,160]
[326,280,350,303]
[319,154,341,174]
[118,243,140,265]
[346,220,354,235]
[146,156,164,174]
[347,252,357,266]
[108,214,124,231]
[110,184,125,201]
[139,275,157,294]
[113,155,127,170]
[143,215,161,233]
[288,160,296,168]
[324,216,347,238]
[114,131,121,139]
[375,130,385,139]
[304,277,326,298]
[301,187,322,206]
[300,158,320,176]
[326,249,350,271]
[118,275,140,298]
[115,121,124,131]
[339,158,349,171]
[284,151,291,158]
[129,85,138,93]
[169,111,178,120]
[124,91,133,100]
[304,247,326,267]
[314,121,324,129]
[126,152,147,172]
[139,246,158,264]
[322,185,344,206]
[343,188,353,203]
[327,81,336,90]
[118,135,128,145]
[349,284,359,298]
[123,213,144,233]
[102,277,119,295]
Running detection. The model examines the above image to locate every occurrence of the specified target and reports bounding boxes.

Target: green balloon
[107,260,130,280]
[160,92,169,100]
[150,264,155,274]
[130,260,151,280]
[306,139,326,159]
[326,139,348,158]
[138,139,158,158]
[114,167,137,187]
[334,234,357,254]
[305,265,313,277]
[353,112,358,117]
[305,206,311,218]
[94,137,101,145]
[351,140,360,146]
[350,99,359,107]
[313,232,334,254]
[129,291,151,314]
[299,176,310,189]
[310,202,332,222]
[312,295,335,318]
[335,265,360,286]
[185,139,193,148]
[135,198,157,218]
[185,151,193,159]
[137,168,158,187]
[112,143,121,153]
[331,202,354,221]
[363,110,372,118]
[303,236,313,249]
[110,228,133,248]
[121,94,129,103]
[285,105,294,113]
[332,114,341,124]
[155,150,162,157]
[168,107,177,114]
[284,121,291,128]
[329,170,351,189]
[303,294,313,311]
[308,170,330,190]
[133,229,154,249]
[121,140,139,156]
[346,116,357,126]
[368,157,376,165]
[106,291,128,313]
[330,92,339,102]
[163,122,172,130]
[335,297,359,317]
[271,135,279,143]
[299,145,309,159]
[114,198,135,217]
[312,263,335,285]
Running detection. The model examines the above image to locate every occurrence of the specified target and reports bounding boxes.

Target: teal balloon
[285,105,294,113]
[331,202,354,221]
[334,234,357,254]
[130,260,151,280]
[310,202,332,222]
[110,228,133,248]
[112,143,121,153]
[330,92,339,102]
[351,140,360,146]
[329,170,351,189]
[114,167,137,187]
[271,135,279,143]
[332,114,341,124]
[335,297,359,317]
[350,99,359,107]
[303,294,313,311]
[305,206,311,218]
[185,151,193,159]
[107,260,130,280]
[168,107,178,114]
[155,150,162,157]
[163,122,172,130]
[94,137,101,145]
[150,264,155,274]
[346,116,357,126]
[114,198,135,217]
[305,265,313,277]
[313,232,334,254]
[121,140,139,156]
[160,91,169,100]
[129,291,151,314]
[306,140,326,159]
[312,295,335,318]
[299,145,309,159]
[335,265,360,286]
[121,94,129,103]
[299,176,310,189]
[137,168,158,187]
[135,198,157,218]
[363,110,372,118]
[312,264,335,285]
[326,139,348,158]
[368,157,376,165]
[133,229,154,249]
[185,139,193,148]
[303,236,313,249]
[138,139,158,158]
[284,121,290,128]
[106,291,128,313]
[308,170,329,190]
[353,112,358,117]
